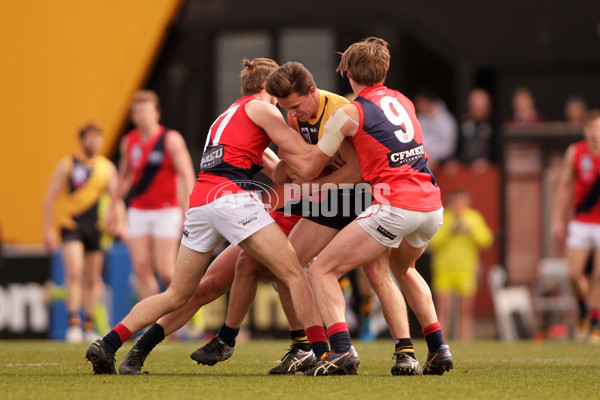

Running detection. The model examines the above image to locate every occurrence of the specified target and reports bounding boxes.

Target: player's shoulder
[321,89,349,108]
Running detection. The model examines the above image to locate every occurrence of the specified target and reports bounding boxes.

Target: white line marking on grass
[0,362,89,367]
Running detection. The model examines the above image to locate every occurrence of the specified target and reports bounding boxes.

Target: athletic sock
[327,322,352,353]
[589,309,600,329]
[102,323,131,354]
[135,323,165,354]
[83,315,94,332]
[578,297,589,321]
[290,329,311,351]
[423,322,445,354]
[394,338,416,359]
[217,323,239,347]
[68,312,80,327]
[306,325,329,359]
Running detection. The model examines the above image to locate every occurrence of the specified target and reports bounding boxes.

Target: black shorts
[278,188,372,231]
[60,226,102,251]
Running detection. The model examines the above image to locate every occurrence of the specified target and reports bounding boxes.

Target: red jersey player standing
[553,110,600,343]
[281,37,454,376]
[108,90,196,300]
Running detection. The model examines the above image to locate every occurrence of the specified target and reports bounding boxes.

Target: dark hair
[265,62,315,98]
[78,122,102,139]
[240,58,279,96]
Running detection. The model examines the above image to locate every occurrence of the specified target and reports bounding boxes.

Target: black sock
[311,341,330,359]
[135,323,165,354]
[217,323,239,347]
[102,331,123,354]
[579,298,589,320]
[329,331,352,354]
[394,338,416,359]
[425,330,445,354]
[290,329,311,351]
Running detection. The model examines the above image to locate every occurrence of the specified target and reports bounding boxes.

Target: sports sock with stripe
[327,322,352,353]
[102,323,131,354]
[290,329,311,351]
[423,322,445,353]
[306,325,329,359]
[394,338,416,359]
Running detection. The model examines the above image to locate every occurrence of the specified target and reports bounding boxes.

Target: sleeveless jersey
[55,155,112,230]
[289,90,349,145]
[189,96,271,207]
[126,125,178,209]
[349,84,441,211]
[572,140,600,223]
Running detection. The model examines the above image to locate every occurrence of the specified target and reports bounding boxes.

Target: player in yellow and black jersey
[43,122,121,343]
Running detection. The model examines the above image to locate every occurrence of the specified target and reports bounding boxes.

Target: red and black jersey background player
[572,140,600,223]
[126,125,178,209]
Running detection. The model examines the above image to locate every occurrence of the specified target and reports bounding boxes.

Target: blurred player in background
[43,123,121,342]
[109,90,196,299]
[553,110,600,343]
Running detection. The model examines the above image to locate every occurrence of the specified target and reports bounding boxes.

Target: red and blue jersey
[126,125,178,209]
[349,84,441,211]
[573,140,600,223]
[189,96,271,207]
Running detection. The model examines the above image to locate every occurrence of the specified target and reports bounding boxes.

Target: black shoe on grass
[190,335,234,366]
[85,339,116,375]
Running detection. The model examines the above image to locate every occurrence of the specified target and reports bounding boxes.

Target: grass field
[1,339,599,400]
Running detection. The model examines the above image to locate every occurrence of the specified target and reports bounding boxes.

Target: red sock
[422,321,441,335]
[305,325,327,344]
[114,323,132,343]
[326,322,349,336]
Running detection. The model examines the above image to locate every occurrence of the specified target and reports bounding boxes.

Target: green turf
[0,339,599,399]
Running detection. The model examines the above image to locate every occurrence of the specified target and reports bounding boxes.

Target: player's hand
[44,230,58,252]
[329,152,346,170]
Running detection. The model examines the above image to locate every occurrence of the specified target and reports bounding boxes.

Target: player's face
[584,117,600,147]
[277,91,317,122]
[81,130,103,157]
[131,101,160,129]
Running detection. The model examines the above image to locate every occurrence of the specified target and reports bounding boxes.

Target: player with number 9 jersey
[350,84,441,211]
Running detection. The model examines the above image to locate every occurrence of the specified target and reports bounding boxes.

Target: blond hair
[337,37,390,86]
[240,58,279,96]
[131,90,160,112]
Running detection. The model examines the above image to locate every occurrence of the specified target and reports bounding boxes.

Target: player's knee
[191,277,227,306]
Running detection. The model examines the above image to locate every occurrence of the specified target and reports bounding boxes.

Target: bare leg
[308,222,386,327]
[152,236,179,287]
[459,294,475,341]
[120,245,213,334]
[239,223,321,330]
[82,250,104,318]
[361,253,410,339]
[62,241,85,318]
[156,245,242,335]
[224,252,262,328]
[128,235,158,299]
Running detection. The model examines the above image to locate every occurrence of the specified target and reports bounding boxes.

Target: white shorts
[356,204,443,248]
[127,206,183,239]
[567,220,600,248]
[181,192,275,252]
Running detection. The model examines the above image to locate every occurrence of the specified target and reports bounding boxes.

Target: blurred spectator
[457,88,494,165]
[506,86,544,126]
[564,95,588,125]
[414,90,458,167]
[429,188,493,340]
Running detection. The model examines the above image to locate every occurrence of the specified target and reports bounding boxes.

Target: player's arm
[260,147,280,181]
[245,100,314,176]
[280,104,361,181]
[115,136,134,201]
[167,130,196,212]
[105,161,126,239]
[552,144,576,242]
[42,159,68,251]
